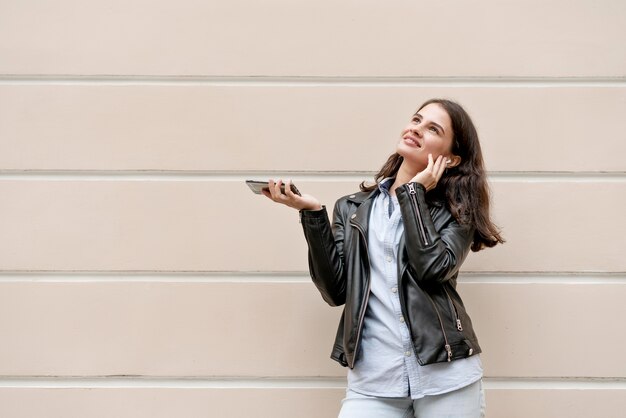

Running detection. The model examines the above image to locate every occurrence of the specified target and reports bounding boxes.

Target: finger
[433,154,444,172]
[427,153,434,171]
[261,188,272,199]
[284,179,296,199]
[274,179,285,198]
[435,157,447,180]
[267,179,277,200]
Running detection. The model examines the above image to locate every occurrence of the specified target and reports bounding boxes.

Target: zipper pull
[407,183,416,194]
[456,319,463,331]
[445,344,452,362]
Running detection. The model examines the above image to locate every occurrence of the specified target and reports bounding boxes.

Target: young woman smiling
[263,98,504,418]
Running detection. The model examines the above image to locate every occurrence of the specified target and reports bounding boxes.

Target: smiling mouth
[403,135,421,148]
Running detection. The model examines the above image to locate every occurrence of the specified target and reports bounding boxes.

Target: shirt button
[386,256,392,262]
[350,214,357,219]
[349,194,356,198]
[405,351,412,357]
[391,287,398,293]
[399,317,405,323]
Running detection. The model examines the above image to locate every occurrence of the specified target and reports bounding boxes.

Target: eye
[429,126,439,134]
[411,116,420,123]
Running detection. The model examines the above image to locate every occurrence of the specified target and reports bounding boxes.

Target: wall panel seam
[1,171,625,182]
[0,376,624,389]
[0,272,624,284]
[0,75,625,87]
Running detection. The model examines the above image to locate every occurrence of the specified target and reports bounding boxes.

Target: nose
[408,125,423,137]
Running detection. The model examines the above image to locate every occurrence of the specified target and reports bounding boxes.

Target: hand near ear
[410,154,448,191]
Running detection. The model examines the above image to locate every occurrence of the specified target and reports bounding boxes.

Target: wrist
[302,204,323,211]
[299,205,327,221]
[406,179,427,191]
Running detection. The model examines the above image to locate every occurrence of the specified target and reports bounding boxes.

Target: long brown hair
[360,98,504,251]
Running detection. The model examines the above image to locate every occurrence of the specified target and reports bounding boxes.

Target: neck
[390,160,423,196]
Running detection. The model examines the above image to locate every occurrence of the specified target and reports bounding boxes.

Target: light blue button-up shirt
[347,178,483,399]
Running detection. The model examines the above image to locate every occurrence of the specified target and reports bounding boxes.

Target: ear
[446,154,462,168]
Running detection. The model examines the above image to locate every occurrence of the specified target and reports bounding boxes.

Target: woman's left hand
[261,179,322,211]
[410,154,447,191]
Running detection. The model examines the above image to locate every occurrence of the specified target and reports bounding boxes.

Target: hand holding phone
[246,179,322,211]
[246,179,301,196]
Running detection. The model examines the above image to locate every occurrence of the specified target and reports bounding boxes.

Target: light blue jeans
[338,379,486,418]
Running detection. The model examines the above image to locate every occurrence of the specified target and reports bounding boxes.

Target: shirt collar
[377,177,395,196]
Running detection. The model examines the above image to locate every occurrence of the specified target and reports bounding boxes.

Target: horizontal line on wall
[0,271,312,284]
[460,272,626,284]
[0,75,625,87]
[0,376,623,390]
[0,271,624,284]
[485,377,626,390]
[0,170,625,183]
[0,376,346,389]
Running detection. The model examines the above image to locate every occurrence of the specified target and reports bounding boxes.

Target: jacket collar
[346,176,393,204]
[347,178,444,236]
[347,186,380,236]
[346,188,378,205]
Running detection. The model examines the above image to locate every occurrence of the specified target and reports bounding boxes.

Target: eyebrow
[413,112,446,134]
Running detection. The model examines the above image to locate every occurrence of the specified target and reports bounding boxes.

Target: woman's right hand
[262,179,323,211]
[409,153,448,192]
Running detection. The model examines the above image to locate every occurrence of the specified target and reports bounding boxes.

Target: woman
[263,98,504,418]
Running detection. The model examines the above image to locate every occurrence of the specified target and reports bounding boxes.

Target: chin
[396,142,420,159]
[395,141,410,157]
[397,148,428,169]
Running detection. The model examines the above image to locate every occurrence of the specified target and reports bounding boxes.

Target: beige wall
[1,1,625,417]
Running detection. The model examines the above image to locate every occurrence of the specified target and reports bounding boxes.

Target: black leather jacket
[300,181,482,368]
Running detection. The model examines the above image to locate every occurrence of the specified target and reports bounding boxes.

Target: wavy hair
[360,98,504,251]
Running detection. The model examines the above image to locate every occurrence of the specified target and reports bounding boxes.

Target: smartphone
[246,180,302,196]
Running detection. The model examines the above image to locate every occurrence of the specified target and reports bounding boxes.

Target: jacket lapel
[348,189,378,239]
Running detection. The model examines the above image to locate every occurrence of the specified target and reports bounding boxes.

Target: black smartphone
[246,180,302,196]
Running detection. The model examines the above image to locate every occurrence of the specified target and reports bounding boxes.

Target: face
[396,103,459,171]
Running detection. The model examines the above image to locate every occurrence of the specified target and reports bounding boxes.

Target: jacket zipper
[443,286,463,331]
[350,221,371,369]
[405,183,450,361]
[424,292,453,362]
[406,183,429,245]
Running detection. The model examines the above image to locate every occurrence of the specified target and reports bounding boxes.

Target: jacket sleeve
[396,182,474,284]
[299,200,347,306]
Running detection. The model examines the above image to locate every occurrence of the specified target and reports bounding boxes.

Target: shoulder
[335,189,376,211]
[331,189,374,220]
[336,190,371,205]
